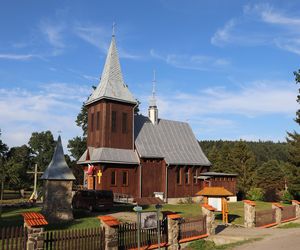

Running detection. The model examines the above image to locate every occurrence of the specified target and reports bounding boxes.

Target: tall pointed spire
[41,136,75,180]
[86,27,136,106]
[148,70,158,125]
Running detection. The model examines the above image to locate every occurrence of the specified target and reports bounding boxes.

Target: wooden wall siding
[87,100,134,149]
[210,178,236,194]
[140,158,166,197]
[87,164,140,197]
[167,166,206,198]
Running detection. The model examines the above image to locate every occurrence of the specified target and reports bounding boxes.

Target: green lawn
[0,201,295,230]
[278,222,300,229]
[186,238,262,250]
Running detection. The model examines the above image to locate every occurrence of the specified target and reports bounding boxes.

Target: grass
[278,222,300,229]
[186,238,262,250]
[143,203,202,218]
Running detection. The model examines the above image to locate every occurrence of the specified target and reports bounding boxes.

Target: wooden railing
[281,205,297,222]
[118,219,168,249]
[44,227,105,250]
[255,209,276,227]
[0,226,27,250]
[179,216,207,241]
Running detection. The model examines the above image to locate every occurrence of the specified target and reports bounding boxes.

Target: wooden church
[78,33,237,203]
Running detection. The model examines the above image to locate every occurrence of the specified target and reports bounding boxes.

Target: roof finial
[112,22,116,37]
[152,70,156,99]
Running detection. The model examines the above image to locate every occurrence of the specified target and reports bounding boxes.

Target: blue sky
[0,0,299,151]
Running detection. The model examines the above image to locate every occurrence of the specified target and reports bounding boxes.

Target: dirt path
[233,228,300,250]
[213,223,300,250]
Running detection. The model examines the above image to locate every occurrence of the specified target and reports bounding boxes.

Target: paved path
[213,223,300,250]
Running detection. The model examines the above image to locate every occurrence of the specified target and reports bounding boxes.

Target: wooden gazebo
[196,187,233,224]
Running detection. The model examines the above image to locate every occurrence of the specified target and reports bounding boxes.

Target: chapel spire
[148,70,158,125]
[86,27,136,106]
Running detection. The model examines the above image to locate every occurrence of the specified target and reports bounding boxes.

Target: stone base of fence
[201,204,216,235]
[98,216,119,250]
[243,200,256,228]
[292,200,300,218]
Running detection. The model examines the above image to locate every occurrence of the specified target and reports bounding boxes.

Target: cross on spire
[112,22,116,37]
[152,70,156,99]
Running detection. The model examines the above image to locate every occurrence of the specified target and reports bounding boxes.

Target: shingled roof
[41,136,76,181]
[77,147,139,165]
[85,36,137,106]
[134,115,211,166]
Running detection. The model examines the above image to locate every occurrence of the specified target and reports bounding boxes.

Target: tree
[255,160,285,201]
[0,130,8,217]
[28,131,55,171]
[229,141,256,198]
[5,145,33,190]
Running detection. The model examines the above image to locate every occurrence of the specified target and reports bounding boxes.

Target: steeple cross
[112,22,116,37]
[27,164,43,200]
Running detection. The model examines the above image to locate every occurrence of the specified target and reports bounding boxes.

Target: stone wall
[42,180,73,222]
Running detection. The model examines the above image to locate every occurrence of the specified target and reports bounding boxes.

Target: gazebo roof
[196,187,233,197]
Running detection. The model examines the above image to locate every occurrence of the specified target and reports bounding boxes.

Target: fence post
[167,213,181,250]
[22,212,48,250]
[272,203,283,225]
[201,204,216,235]
[98,216,120,250]
[292,200,300,218]
[243,200,256,228]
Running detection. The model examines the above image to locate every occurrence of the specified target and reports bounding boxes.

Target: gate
[118,218,168,249]
[255,209,276,227]
[44,227,105,250]
[0,226,27,250]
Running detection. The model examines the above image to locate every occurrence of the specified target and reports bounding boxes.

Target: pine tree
[229,141,256,197]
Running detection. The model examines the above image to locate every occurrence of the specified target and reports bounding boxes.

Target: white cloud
[40,21,65,48]
[0,83,90,150]
[139,80,297,122]
[150,49,230,71]
[0,53,37,60]
[211,19,236,46]
[212,3,300,55]
[73,24,140,59]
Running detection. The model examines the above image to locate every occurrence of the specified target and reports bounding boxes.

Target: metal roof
[41,136,76,181]
[86,36,137,106]
[134,115,211,166]
[200,172,238,177]
[77,147,139,165]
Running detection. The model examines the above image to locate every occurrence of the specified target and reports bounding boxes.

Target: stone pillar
[201,204,216,235]
[26,227,45,250]
[167,214,181,250]
[292,200,300,218]
[243,200,256,228]
[22,212,48,250]
[272,203,283,225]
[98,216,119,250]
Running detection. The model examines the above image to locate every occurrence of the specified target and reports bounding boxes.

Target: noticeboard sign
[140,212,157,229]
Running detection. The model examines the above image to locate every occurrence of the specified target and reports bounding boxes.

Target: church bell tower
[148,70,158,125]
[85,30,137,149]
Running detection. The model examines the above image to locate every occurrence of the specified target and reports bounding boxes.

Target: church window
[122,171,128,186]
[111,111,117,132]
[122,113,128,133]
[185,168,190,184]
[91,113,94,131]
[111,171,116,186]
[96,111,100,130]
[193,169,198,184]
[176,168,181,185]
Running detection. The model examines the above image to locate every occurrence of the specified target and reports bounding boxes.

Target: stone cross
[27,164,43,200]
[97,170,102,184]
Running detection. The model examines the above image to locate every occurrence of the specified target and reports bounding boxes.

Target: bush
[246,187,265,201]
[280,190,294,204]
